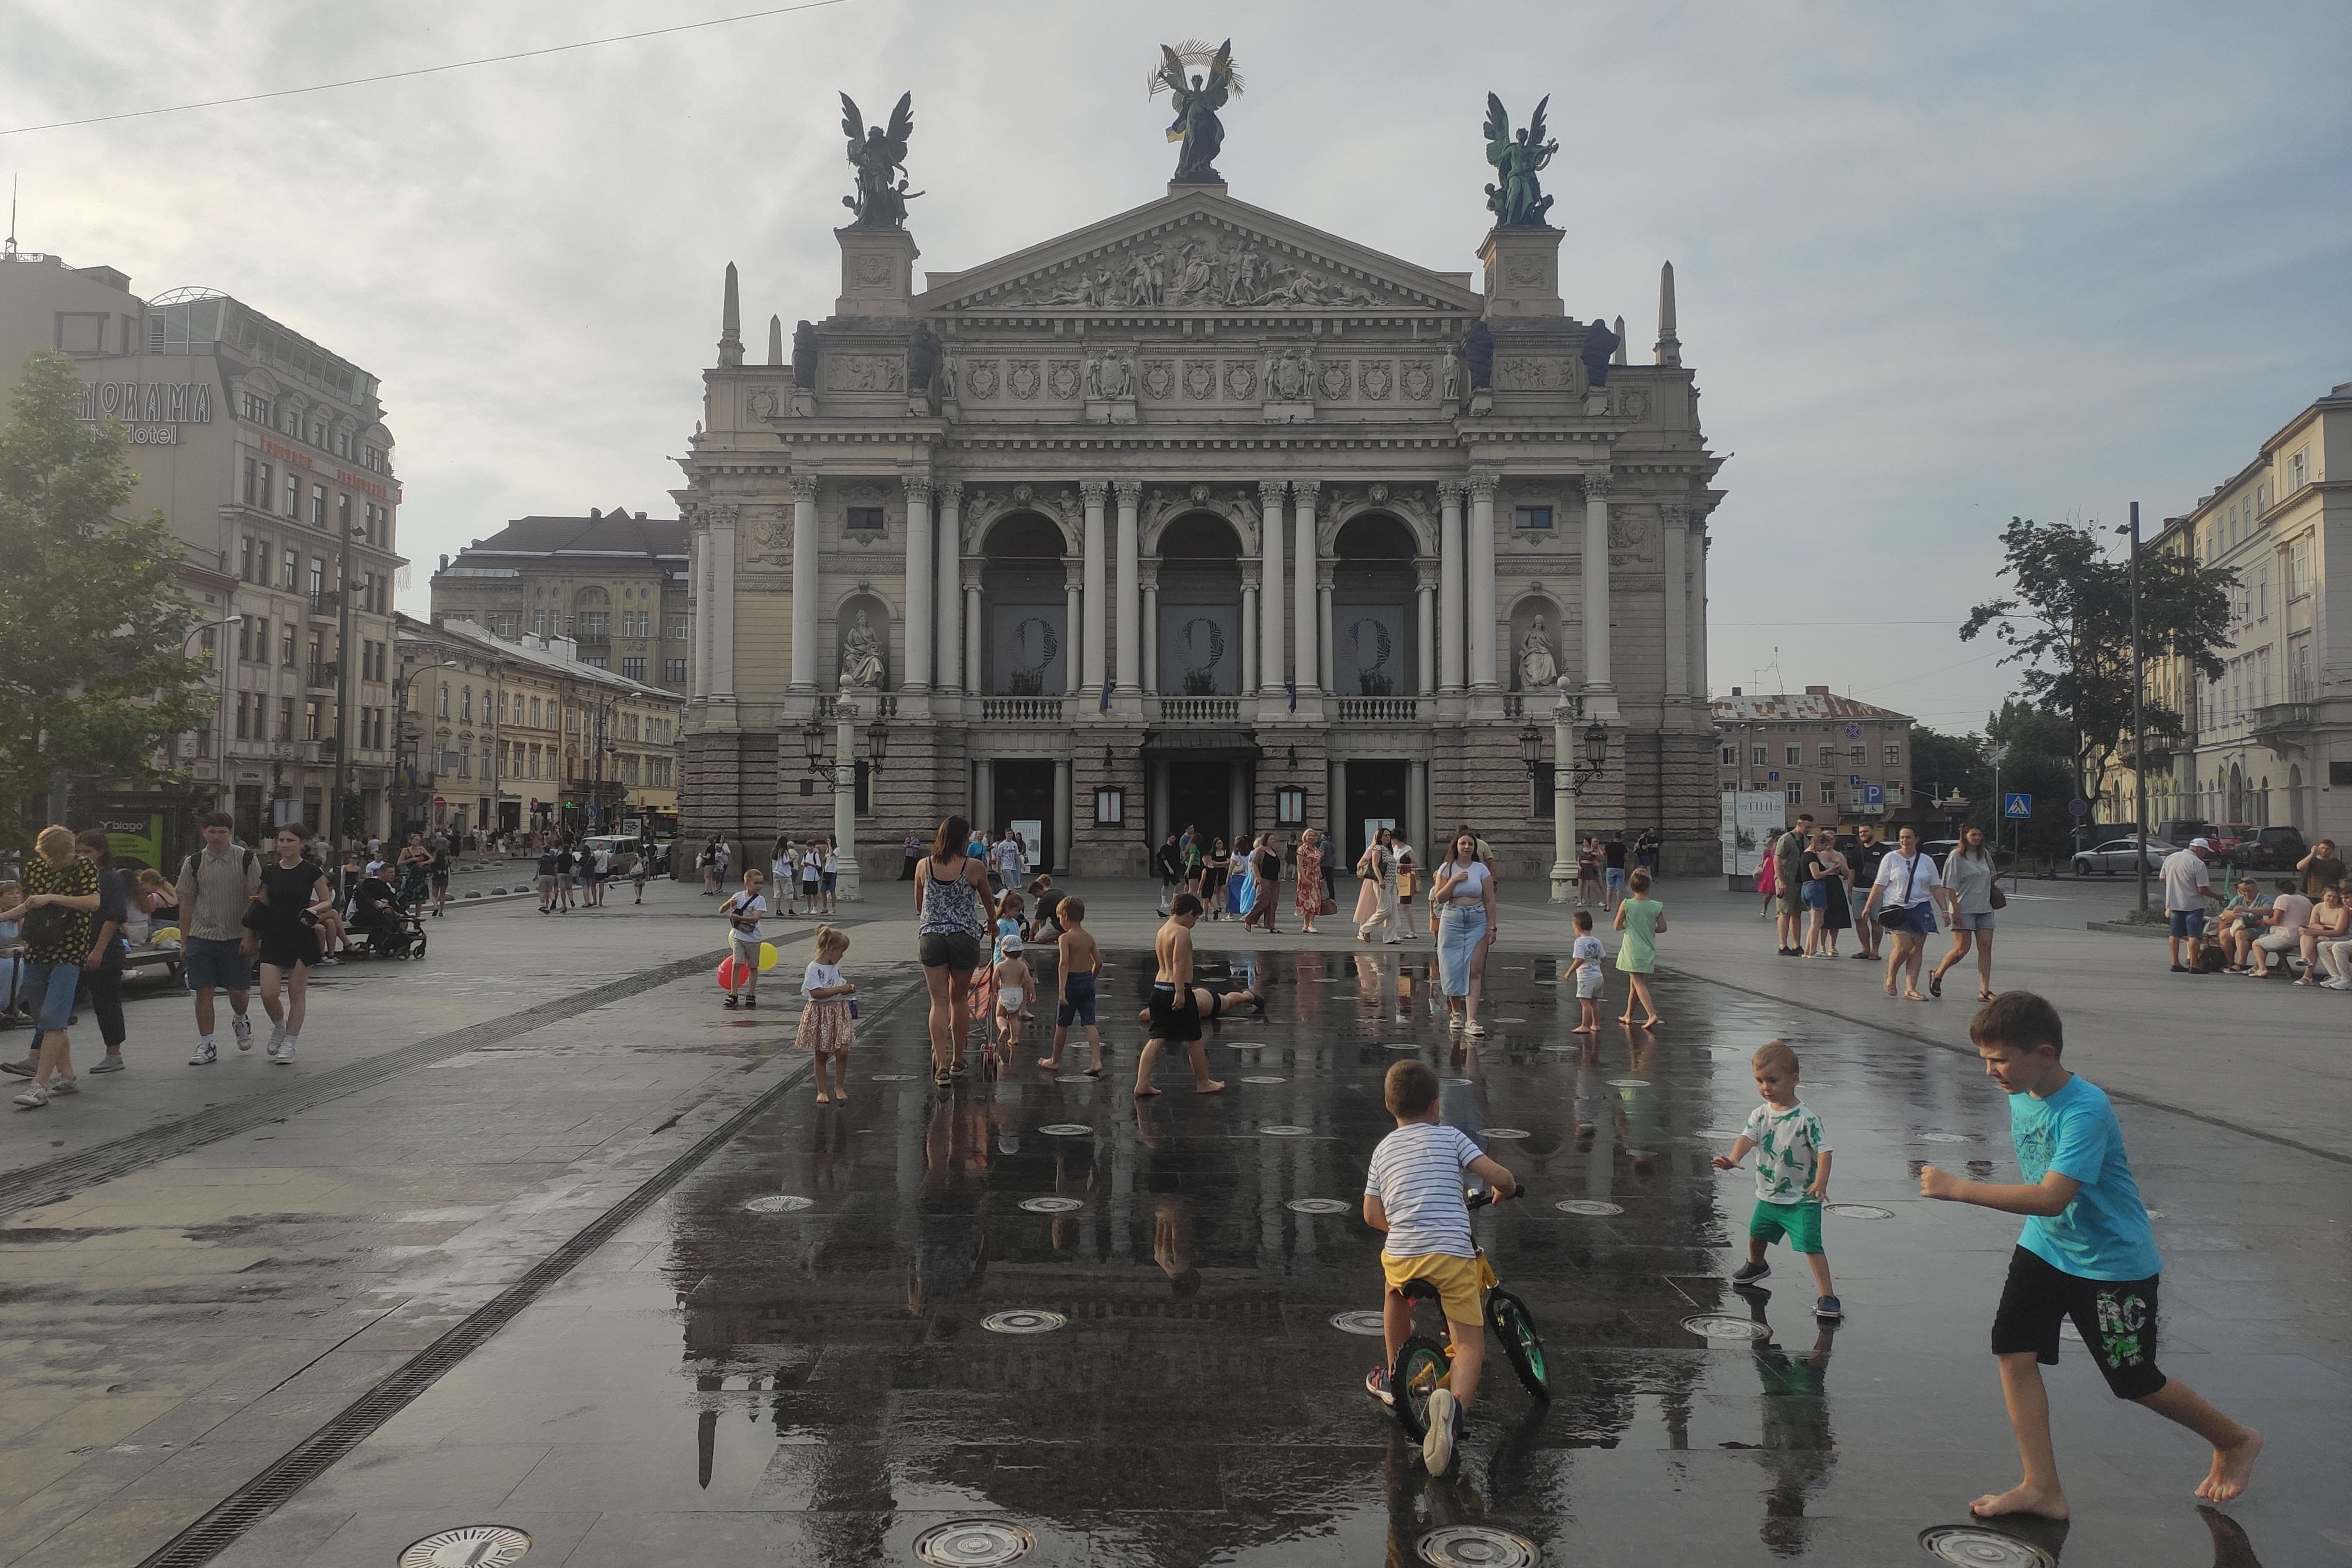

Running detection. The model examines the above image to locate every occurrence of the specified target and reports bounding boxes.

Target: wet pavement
[209,948,2349,1568]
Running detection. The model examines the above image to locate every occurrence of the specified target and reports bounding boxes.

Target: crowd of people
[1754,817,2003,1003]
[2158,835,2348,985]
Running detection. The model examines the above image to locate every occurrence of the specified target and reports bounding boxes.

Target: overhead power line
[1,0,850,137]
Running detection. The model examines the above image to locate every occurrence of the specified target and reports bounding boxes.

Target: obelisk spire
[768,314,784,366]
[1654,261,1682,368]
[1612,315,1627,365]
[717,262,744,368]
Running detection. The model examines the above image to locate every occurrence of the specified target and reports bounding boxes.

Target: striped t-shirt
[1364,1122,1484,1259]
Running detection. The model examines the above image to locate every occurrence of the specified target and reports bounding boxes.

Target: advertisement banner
[1722,792,1785,876]
[990,607,1066,696]
[1158,605,1239,695]
[1332,605,1408,697]
[98,813,164,872]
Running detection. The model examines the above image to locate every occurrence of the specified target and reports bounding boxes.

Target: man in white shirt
[1856,825,1940,1001]
[2247,879,2313,978]
[2160,839,2219,973]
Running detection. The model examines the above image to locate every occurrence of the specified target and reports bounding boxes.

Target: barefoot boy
[1569,909,1605,1035]
[1361,1059,1517,1476]
[1923,990,2260,1520]
[1712,1039,1841,1322]
[1132,893,1262,1097]
[1038,897,1105,1076]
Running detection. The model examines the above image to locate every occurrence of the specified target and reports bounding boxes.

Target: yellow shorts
[1382,1251,1495,1327]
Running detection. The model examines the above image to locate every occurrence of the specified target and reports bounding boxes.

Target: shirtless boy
[1037,897,1105,1076]
[1133,893,1265,1098]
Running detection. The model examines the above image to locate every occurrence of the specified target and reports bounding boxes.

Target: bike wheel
[1390,1336,1451,1441]
[1486,1287,1550,1402]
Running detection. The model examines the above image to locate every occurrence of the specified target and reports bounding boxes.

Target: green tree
[1960,516,2231,811]
[0,351,209,848]
[1910,725,1989,818]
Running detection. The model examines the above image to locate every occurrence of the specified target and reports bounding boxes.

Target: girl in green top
[1612,868,1666,1028]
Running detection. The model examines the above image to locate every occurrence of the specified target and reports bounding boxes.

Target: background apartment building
[396,616,683,838]
[0,245,405,850]
[428,510,690,695]
[1712,686,1914,828]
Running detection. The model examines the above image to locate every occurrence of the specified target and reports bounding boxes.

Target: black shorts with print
[1989,1245,2167,1400]
[1146,982,1202,1043]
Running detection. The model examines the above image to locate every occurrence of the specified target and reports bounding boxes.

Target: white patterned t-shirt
[1743,1100,1830,1206]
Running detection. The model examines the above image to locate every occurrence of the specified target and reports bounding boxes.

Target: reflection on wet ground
[232,950,2348,1566]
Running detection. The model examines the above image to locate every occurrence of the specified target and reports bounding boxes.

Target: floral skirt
[796,997,853,1052]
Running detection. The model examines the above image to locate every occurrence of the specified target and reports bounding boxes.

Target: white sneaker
[233,1015,254,1050]
[1422,1387,1460,1473]
[13,1082,50,1109]
[191,1041,218,1066]
[267,1025,287,1056]
[49,1075,78,1095]
[271,1040,295,1065]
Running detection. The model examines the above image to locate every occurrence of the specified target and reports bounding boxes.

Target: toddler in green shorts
[1712,1039,1841,1322]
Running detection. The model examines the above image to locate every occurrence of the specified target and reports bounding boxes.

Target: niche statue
[1519,616,1560,689]
[839,609,886,689]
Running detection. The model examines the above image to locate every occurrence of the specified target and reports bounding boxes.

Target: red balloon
[716,956,740,989]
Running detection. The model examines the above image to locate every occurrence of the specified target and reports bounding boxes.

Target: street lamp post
[803,702,889,903]
[1527,699,1611,902]
[2117,502,2149,915]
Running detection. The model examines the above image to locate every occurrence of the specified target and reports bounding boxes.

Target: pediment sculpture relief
[1003,227,1392,311]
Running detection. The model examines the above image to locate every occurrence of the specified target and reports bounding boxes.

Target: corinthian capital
[903,475,933,504]
[1467,473,1499,501]
[1113,479,1143,505]
[1258,479,1290,506]
[1292,479,1323,507]
[1583,472,1613,501]
[708,503,741,528]
[789,473,820,502]
[1079,479,1109,506]
[1436,479,1466,506]
[938,479,963,508]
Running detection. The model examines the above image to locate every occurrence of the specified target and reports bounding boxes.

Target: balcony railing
[2252,702,2313,744]
[1336,696,1419,723]
[307,590,339,618]
[305,661,337,689]
[1152,696,1242,723]
[980,697,1063,723]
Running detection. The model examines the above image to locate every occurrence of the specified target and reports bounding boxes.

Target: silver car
[2071,838,2167,876]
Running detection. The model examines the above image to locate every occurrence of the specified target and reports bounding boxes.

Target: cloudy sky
[8,0,2348,732]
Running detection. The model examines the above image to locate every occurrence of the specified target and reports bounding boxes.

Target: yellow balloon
[758,941,779,972]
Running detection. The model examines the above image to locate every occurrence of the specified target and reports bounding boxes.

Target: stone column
[1467,475,1498,690]
[1690,518,1710,704]
[1240,581,1259,695]
[1080,479,1109,698]
[934,483,962,693]
[1316,568,1335,702]
[832,701,861,902]
[712,502,739,701]
[1437,481,1465,693]
[1259,482,1287,695]
[689,525,711,700]
[1660,503,1688,698]
[1053,756,1072,873]
[974,757,994,836]
[1292,482,1319,693]
[1415,562,1437,695]
[1115,481,1142,695]
[903,477,933,692]
[788,476,819,692]
[1063,559,1083,698]
[1583,473,1613,695]
[1139,566,1160,694]
[963,575,983,697]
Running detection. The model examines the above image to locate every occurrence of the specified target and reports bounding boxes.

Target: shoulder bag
[1876,852,1921,930]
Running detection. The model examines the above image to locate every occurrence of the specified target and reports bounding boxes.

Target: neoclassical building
[676,174,1723,886]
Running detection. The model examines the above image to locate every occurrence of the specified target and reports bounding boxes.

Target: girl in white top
[797,923,855,1103]
[820,843,841,913]
[771,839,799,917]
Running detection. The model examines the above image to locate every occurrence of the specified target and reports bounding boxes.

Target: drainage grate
[868,1073,919,1082]
[1287,1198,1351,1215]
[1683,1313,1770,1342]
[1918,1131,1977,1144]
[1555,1199,1623,1216]
[1224,1039,1270,1050]
[1479,1127,1529,1140]
[1918,1525,2057,1567]
[1018,1197,1083,1214]
[1330,1310,1388,1335]
[1606,1077,1650,1087]
[1259,1125,1313,1136]
[398,1526,532,1567]
[981,1309,1067,1335]
[131,978,924,1568]
[1240,1075,1287,1085]
[742,1195,813,1213]
[1824,1203,1894,1220]
[1415,1524,1540,1567]
[1053,1074,1095,1084]
[1038,1123,1093,1137]
[913,1519,1036,1567]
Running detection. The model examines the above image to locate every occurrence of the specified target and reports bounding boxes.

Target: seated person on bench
[349,863,406,948]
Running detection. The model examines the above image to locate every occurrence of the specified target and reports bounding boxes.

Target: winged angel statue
[840,91,919,228]
[1153,40,1239,185]
[1482,93,1558,229]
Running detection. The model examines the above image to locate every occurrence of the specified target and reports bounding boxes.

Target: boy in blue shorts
[1361,1059,1517,1474]
[1923,991,2260,1520]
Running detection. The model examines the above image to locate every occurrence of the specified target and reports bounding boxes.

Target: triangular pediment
[916,187,1480,316]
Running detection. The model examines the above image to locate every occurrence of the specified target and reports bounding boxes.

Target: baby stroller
[351,887,429,960]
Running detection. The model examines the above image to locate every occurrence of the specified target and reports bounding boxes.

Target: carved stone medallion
[965,360,999,399]
[1007,359,1040,400]
[1318,361,1352,400]
[1047,360,1082,400]
[1401,361,1434,401]
[1183,359,1216,400]
[1223,360,1257,401]
[1359,361,1393,400]
[1140,359,1175,399]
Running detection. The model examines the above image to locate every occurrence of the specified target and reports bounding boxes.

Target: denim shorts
[1953,911,1996,932]
[19,960,80,1032]
[2167,909,2206,939]
[182,936,252,993]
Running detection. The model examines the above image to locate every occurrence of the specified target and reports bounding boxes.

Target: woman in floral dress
[1294,829,1327,933]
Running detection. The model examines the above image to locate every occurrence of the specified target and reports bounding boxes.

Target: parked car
[2153,819,2223,848]
[1918,839,1959,868]
[2238,825,2308,871]
[2071,838,2167,876]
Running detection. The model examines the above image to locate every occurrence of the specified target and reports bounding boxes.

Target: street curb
[2086,920,2168,938]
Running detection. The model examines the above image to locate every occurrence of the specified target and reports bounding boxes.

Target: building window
[1820,782,1836,805]
[239,536,256,581]
[578,611,609,640]
[241,392,271,424]
[2289,447,2308,490]
[1819,744,1834,767]
[55,312,108,354]
[1750,745,1767,767]
[1513,505,1552,531]
[437,685,449,718]
[311,484,328,527]
[665,657,688,683]
[1883,742,1901,766]
[278,698,296,740]
[462,688,473,722]
[285,473,301,516]
[281,623,298,666]
[845,506,886,535]
[309,558,325,597]
[1531,763,1554,819]
[493,612,519,638]
[256,462,273,512]
[1720,744,1737,765]
[622,657,646,680]
[1784,745,1801,766]
[668,618,688,640]
[1785,782,1803,805]
[282,548,299,588]
[243,457,258,505]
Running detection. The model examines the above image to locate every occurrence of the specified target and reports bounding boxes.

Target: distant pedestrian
[2158,838,2220,973]
[721,868,768,1009]
[771,836,798,916]
[1391,834,1419,940]
[1578,835,1603,908]
[1570,908,1604,1035]
[1243,833,1285,934]
[916,816,998,1087]
[1604,830,1630,908]
[249,824,332,1064]
[1038,897,1105,1076]
[1773,815,1815,955]
[1155,834,1184,914]
[1848,824,1889,962]
[1357,828,1401,944]
[1930,825,2000,1000]
[1295,828,1328,933]
[1432,830,1496,1037]
[798,923,855,1105]
[820,838,840,913]
[1636,828,1660,875]
[800,842,823,915]
[174,812,259,1065]
[8,826,100,1109]
[428,835,451,917]
[1612,867,1666,1028]
[1859,825,1939,1001]
[900,832,922,882]
[1801,831,1851,958]
[71,831,131,1074]
[534,843,560,913]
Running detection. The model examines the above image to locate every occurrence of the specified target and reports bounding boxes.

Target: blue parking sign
[1862,784,1883,805]
[2003,793,2033,819]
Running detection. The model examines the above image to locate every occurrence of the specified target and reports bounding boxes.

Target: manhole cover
[1054,1074,1093,1084]
[1019,1197,1083,1213]
[1824,1203,1893,1220]
[1226,1040,1270,1050]
[1919,1132,1976,1144]
[1416,1524,1540,1567]
[1330,1309,1388,1335]
[913,1518,1037,1567]
[1287,1198,1351,1215]
[1386,1041,1423,1050]
[1480,1127,1529,1140]
[1555,1199,1623,1216]
[1039,1123,1093,1137]
[981,1309,1067,1335]
[1242,1075,1287,1084]
[1260,1125,1313,1136]
[399,1527,532,1568]
[1607,1077,1650,1087]
[1917,1524,2057,1567]
[1683,1313,1770,1342]
[1492,1016,1529,1024]
[742,1195,813,1214]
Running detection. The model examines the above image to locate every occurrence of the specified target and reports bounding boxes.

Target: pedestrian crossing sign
[2003,793,2033,819]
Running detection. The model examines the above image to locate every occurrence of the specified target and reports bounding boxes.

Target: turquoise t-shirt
[2009,1073,2160,1282]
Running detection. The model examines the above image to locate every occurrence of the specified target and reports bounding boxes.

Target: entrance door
[1344,760,1409,866]
[992,759,1055,875]
[1165,759,1231,852]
